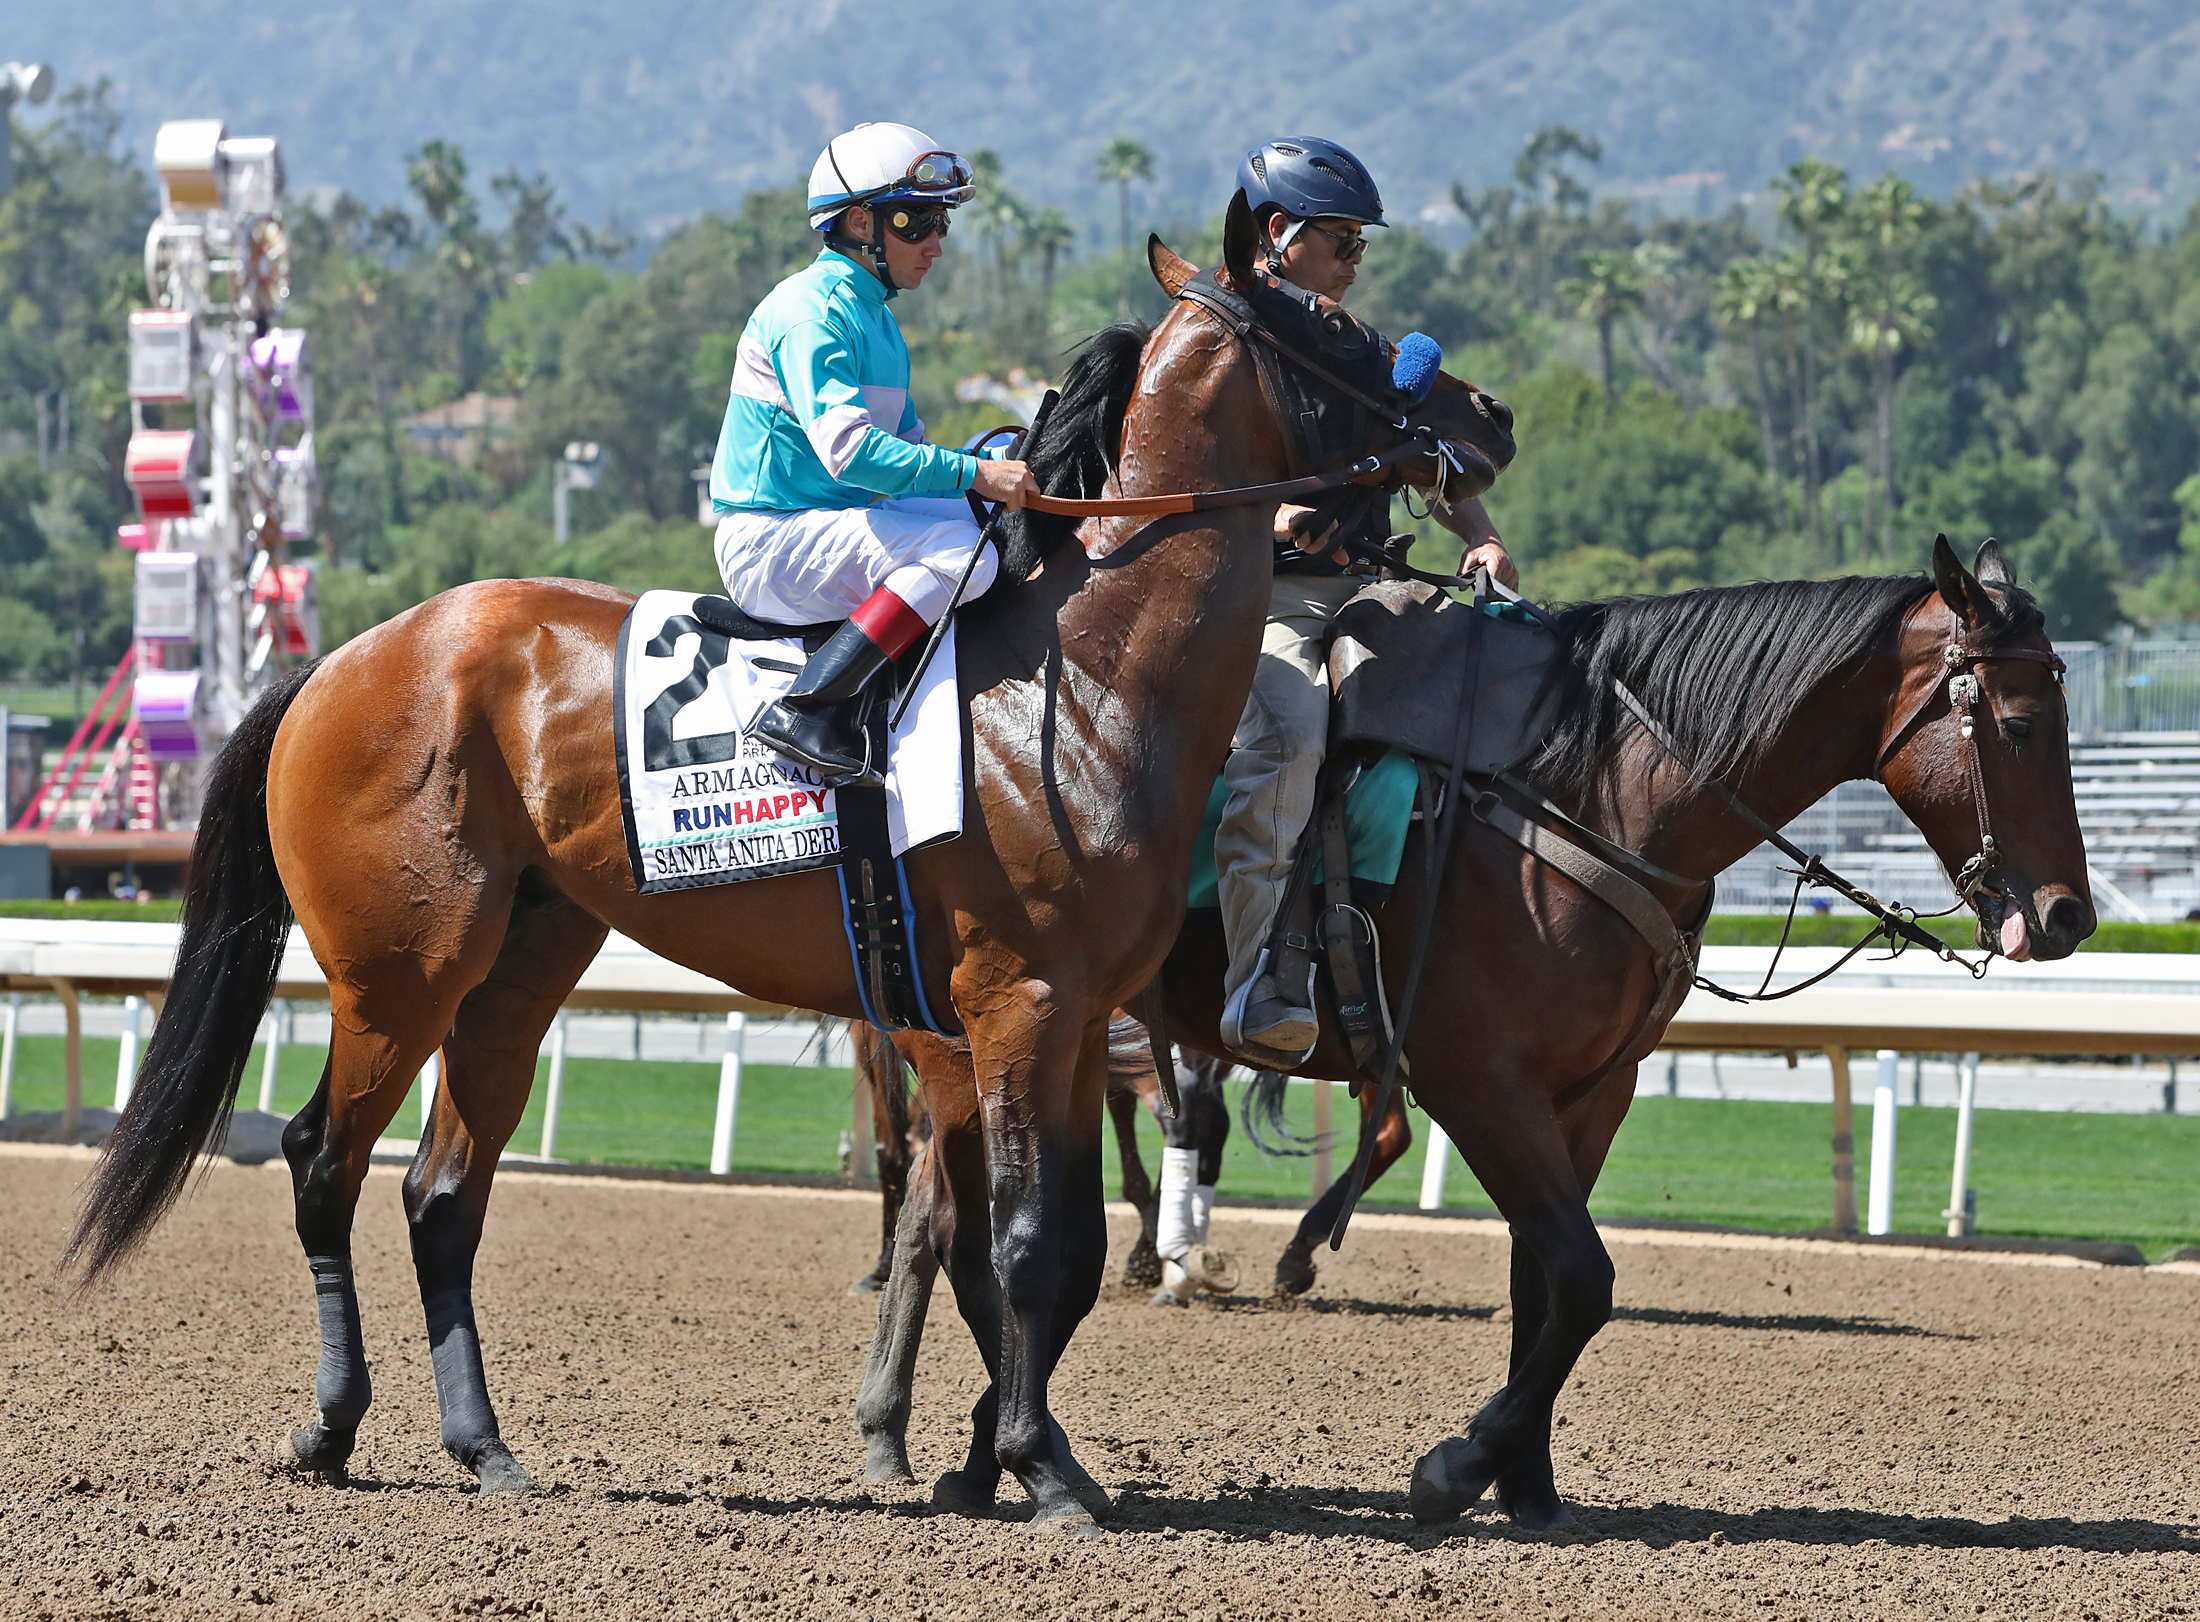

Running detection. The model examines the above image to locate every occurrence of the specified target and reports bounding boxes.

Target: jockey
[1215,136,1518,1065]
[710,122,1036,787]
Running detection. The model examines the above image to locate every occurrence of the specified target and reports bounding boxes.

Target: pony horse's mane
[1526,572,2046,804]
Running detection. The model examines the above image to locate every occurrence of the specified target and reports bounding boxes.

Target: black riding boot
[749,619,892,788]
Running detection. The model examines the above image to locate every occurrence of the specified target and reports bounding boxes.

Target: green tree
[1093,137,1154,318]
[1772,159,1848,553]
[1558,250,1643,403]
[1713,257,1785,512]
[1842,175,1936,555]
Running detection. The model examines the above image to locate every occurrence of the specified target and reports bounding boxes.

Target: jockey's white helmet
[806,124,977,232]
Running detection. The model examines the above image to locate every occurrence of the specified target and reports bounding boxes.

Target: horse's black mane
[1526,571,2046,803]
[994,321,1151,587]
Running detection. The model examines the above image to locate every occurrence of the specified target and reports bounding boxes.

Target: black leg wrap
[308,1254,371,1430]
[423,1284,529,1491]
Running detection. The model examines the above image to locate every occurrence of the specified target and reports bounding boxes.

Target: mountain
[14,0,2200,237]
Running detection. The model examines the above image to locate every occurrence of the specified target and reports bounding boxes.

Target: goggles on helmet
[882,205,952,243]
[903,150,974,195]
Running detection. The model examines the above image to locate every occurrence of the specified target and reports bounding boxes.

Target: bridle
[1874,609,2068,905]
[1608,592,2066,1000]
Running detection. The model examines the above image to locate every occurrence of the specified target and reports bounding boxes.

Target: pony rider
[1215,135,1518,1068]
[709,122,1036,787]
[1148,141,1522,1307]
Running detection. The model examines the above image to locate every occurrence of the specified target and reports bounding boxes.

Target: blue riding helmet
[1236,137,1387,231]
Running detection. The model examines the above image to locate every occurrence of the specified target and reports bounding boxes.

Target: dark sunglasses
[884,206,952,243]
[1302,221,1368,263]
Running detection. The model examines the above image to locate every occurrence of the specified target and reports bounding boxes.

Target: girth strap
[1466,781,1705,1114]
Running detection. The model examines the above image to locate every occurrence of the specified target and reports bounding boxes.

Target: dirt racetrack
[2,1145,2196,1621]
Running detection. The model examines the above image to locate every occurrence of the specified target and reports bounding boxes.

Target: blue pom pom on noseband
[1392,331,1442,405]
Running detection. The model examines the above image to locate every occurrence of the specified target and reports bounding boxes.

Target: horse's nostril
[2043,895,2089,940]
[1486,397,1514,434]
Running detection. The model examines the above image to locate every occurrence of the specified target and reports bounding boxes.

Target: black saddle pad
[1327,581,1561,775]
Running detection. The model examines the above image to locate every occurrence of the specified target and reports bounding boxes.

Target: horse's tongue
[2000,906,2032,962]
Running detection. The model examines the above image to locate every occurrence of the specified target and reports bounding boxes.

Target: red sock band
[850,586,928,658]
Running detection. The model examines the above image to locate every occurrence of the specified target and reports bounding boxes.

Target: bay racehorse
[856,538,2092,1527]
[62,205,1514,1532]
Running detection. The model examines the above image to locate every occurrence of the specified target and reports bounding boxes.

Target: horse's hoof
[849,1273,886,1296]
[931,1469,998,1519]
[468,1440,534,1495]
[1495,1459,1572,1530]
[864,1434,916,1485]
[288,1424,353,1483]
[1026,1507,1104,1538]
[1273,1248,1317,1298]
[1121,1237,1163,1290]
[1196,1248,1241,1294]
[1075,1482,1114,1518]
[1149,1256,1197,1307]
[1409,1437,1495,1525]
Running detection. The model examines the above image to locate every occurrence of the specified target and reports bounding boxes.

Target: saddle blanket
[1185,748,1419,910]
[614,591,963,894]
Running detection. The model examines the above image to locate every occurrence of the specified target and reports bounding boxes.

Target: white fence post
[419,1050,439,1133]
[257,999,285,1114]
[540,1011,569,1160]
[0,992,19,1120]
[1867,1048,1899,1235]
[711,1012,746,1176]
[1945,1050,1980,1237]
[1417,1115,1451,1209]
[113,995,143,1112]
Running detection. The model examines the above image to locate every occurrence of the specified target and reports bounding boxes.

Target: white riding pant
[713,496,997,625]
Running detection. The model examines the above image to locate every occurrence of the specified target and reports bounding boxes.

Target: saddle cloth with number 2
[613,590,964,895]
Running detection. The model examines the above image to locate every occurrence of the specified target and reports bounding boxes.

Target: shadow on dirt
[1100,1488,2199,1554]
[1609,1305,1969,1340]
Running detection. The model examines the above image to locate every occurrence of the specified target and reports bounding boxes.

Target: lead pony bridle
[1613,593,2067,1001]
[1874,616,2068,905]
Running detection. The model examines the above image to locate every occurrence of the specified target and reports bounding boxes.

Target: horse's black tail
[63,659,320,1286]
[1237,1067,1330,1158]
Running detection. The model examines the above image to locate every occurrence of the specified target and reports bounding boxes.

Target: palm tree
[1093,138,1154,317]
[1846,175,1936,555]
[1713,257,1785,514]
[1026,208,1076,304]
[1558,250,1643,404]
[1772,159,1848,553]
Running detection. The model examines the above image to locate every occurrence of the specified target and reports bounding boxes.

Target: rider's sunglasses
[884,206,951,243]
[1303,221,1368,263]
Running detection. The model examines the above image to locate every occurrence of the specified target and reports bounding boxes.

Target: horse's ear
[1933,532,1987,626]
[1974,536,2013,589]
[1221,189,1258,290]
[1148,233,1196,299]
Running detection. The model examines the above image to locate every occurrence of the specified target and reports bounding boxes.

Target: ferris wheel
[116,119,321,827]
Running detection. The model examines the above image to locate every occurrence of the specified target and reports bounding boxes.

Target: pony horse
[856,536,2093,1528]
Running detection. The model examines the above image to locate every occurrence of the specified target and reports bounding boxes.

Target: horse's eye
[2003,716,2033,742]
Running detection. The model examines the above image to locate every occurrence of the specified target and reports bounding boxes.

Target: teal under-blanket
[1186,748,1419,910]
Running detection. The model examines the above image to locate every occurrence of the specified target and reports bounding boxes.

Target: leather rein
[1620,603,2066,1002]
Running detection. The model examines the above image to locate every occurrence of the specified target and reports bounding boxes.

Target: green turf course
[11,1034,2195,1258]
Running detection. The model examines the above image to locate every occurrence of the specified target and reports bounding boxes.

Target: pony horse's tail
[1237,1067,1329,1158]
[63,659,321,1286]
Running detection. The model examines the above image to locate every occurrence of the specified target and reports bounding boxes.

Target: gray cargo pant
[1215,571,1363,1004]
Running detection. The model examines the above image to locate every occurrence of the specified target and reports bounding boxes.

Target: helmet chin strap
[829,208,899,291]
